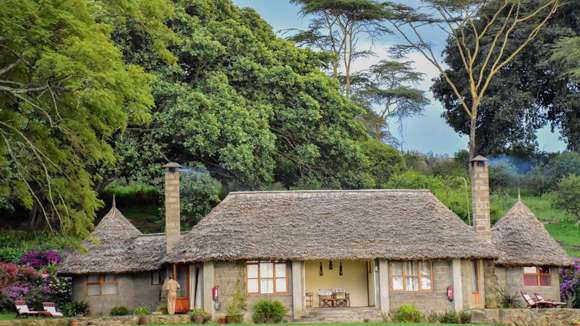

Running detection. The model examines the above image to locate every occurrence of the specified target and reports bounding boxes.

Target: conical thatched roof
[60,207,166,275]
[166,190,498,263]
[492,200,573,267]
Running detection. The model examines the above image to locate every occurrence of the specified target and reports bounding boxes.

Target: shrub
[458,311,471,323]
[226,281,246,323]
[498,288,521,308]
[19,250,62,269]
[62,301,89,317]
[252,300,288,324]
[133,306,150,316]
[110,306,130,316]
[156,303,168,314]
[393,304,421,323]
[190,308,210,324]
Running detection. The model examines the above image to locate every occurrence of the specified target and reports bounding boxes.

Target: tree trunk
[469,114,477,160]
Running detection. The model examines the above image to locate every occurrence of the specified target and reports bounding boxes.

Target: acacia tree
[351,60,428,143]
[387,0,560,159]
[289,0,390,96]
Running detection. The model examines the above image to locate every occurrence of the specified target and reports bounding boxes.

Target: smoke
[488,154,535,175]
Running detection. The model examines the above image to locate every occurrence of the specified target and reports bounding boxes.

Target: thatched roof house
[165,190,498,263]
[492,200,574,267]
[60,206,166,274]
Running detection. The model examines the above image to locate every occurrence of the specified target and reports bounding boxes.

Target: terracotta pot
[137,316,148,325]
[218,317,227,324]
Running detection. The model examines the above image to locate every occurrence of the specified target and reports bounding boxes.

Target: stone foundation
[471,308,580,326]
[0,314,191,326]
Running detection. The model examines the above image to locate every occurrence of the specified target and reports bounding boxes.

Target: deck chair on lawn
[15,300,41,318]
[42,302,64,317]
[520,291,549,308]
[533,294,566,308]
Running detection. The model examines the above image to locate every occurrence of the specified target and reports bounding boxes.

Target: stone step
[300,307,383,323]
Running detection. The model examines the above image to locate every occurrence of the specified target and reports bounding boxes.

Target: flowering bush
[20,250,62,269]
[0,250,70,311]
[560,258,580,308]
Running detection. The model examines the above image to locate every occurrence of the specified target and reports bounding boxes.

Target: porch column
[378,259,390,313]
[291,261,305,320]
[203,262,215,317]
[452,259,463,312]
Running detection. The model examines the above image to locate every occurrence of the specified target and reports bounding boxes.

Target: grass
[147,324,484,326]
[0,313,16,320]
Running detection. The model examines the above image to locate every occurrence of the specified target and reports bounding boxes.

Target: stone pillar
[291,261,304,320]
[452,259,464,312]
[164,162,181,252]
[483,260,498,308]
[378,259,390,313]
[203,262,214,317]
[470,156,491,241]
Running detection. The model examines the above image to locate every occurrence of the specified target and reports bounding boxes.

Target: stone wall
[72,271,162,316]
[213,261,293,322]
[0,314,191,326]
[389,260,454,313]
[471,308,580,326]
[496,266,561,307]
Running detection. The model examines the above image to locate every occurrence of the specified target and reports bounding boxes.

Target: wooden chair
[305,292,313,308]
[333,288,350,307]
[318,289,334,308]
[42,302,64,317]
[533,294,566,308]
[520,291,549,308]
[15,300,42,318]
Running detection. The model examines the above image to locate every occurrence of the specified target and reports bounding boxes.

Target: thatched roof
[166,190,498,263]
[60,207,166,275]
[492,200,573,267]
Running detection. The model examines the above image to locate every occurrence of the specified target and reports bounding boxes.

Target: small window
[391,261,432,292]
[151,270,162,285]
[86,274,118,296]
[246,261,288,294]
[523,266,551,286]
[471,260,480,293]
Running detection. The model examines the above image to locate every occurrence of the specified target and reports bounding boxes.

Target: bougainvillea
[19,250,62,269]
[560,258,580,307]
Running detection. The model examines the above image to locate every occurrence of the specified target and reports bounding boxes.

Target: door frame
[173,263,190,313]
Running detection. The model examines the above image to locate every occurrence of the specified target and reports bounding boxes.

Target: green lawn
[0,313,15,320]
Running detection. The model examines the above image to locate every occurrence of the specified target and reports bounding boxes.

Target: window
[523,266,551,286]
[390,261,432,291]
[246,262,288,294]
[86,274,118,296]
[471,260,480,293]
[151,270,163,285]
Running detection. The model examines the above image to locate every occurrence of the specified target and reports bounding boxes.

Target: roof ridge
[229,189,431,195]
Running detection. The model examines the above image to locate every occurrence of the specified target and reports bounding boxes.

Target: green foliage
[0,231,78,263]
[426,310,471,324]
[552,174,580,225]
[133,306,150,316]
[393,304,422,323]
[251,300,288,324]
[552,36,580,80]
[526,152,580,195]
[180,165,222,229]
[386,171,474,221]
[0,0,156,236]
[110,306,131,316]
[190,308,210,324]
[226,281,246,323]
[497,288,521,308]
[155,303,168,314]
[360,140,404,187]
[62,301,90,317]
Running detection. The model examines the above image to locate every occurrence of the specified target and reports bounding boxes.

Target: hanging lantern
[319,262,323,276]
[329,260,333,270]
[339,261,343,276]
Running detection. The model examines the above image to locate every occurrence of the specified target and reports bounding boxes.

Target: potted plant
[190,308,210,324]
[226,282,246,323]
[134,306,150,325]
[571,320,580,326]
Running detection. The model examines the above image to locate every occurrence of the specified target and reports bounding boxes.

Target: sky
[233,0,567,155]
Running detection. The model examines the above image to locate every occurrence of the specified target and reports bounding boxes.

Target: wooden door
[173,264,190,313]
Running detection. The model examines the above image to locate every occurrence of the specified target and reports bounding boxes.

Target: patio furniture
[42,302,64,317]
[305,292,314,308]
[520,290,550,308]
[15,300,46,318]
[318,289,334,308]
[533,294,566,308]
[333,288,350,307]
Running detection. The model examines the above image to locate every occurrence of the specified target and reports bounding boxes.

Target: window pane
[392,262,403,276]
[539,274,551,286]
[406,277,418,291]
[523,266,537,274]
[247,279,259,293]
[275,263,287,277]
[247,264,258,279]
[393,276,404,290]
[524,274,538,286]
[260,262,273,278]
[102,283,117,295]
[406,262,418,277]
[260,279,274,294]
[275,278,287,292]
[420,263,431,290]
[104,274,116,283]
[151,271,160,285]
[471,261,478,292]
[87,284,100,296]
[88,274,99,283]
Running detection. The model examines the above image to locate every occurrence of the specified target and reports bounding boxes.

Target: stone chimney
[470,155,491,241]
[163,162,181,252]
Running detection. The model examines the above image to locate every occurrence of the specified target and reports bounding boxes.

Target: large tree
[433,0,579,154]
[0,0,155,235]
[289,0,390,96]
[387,0,560,159]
